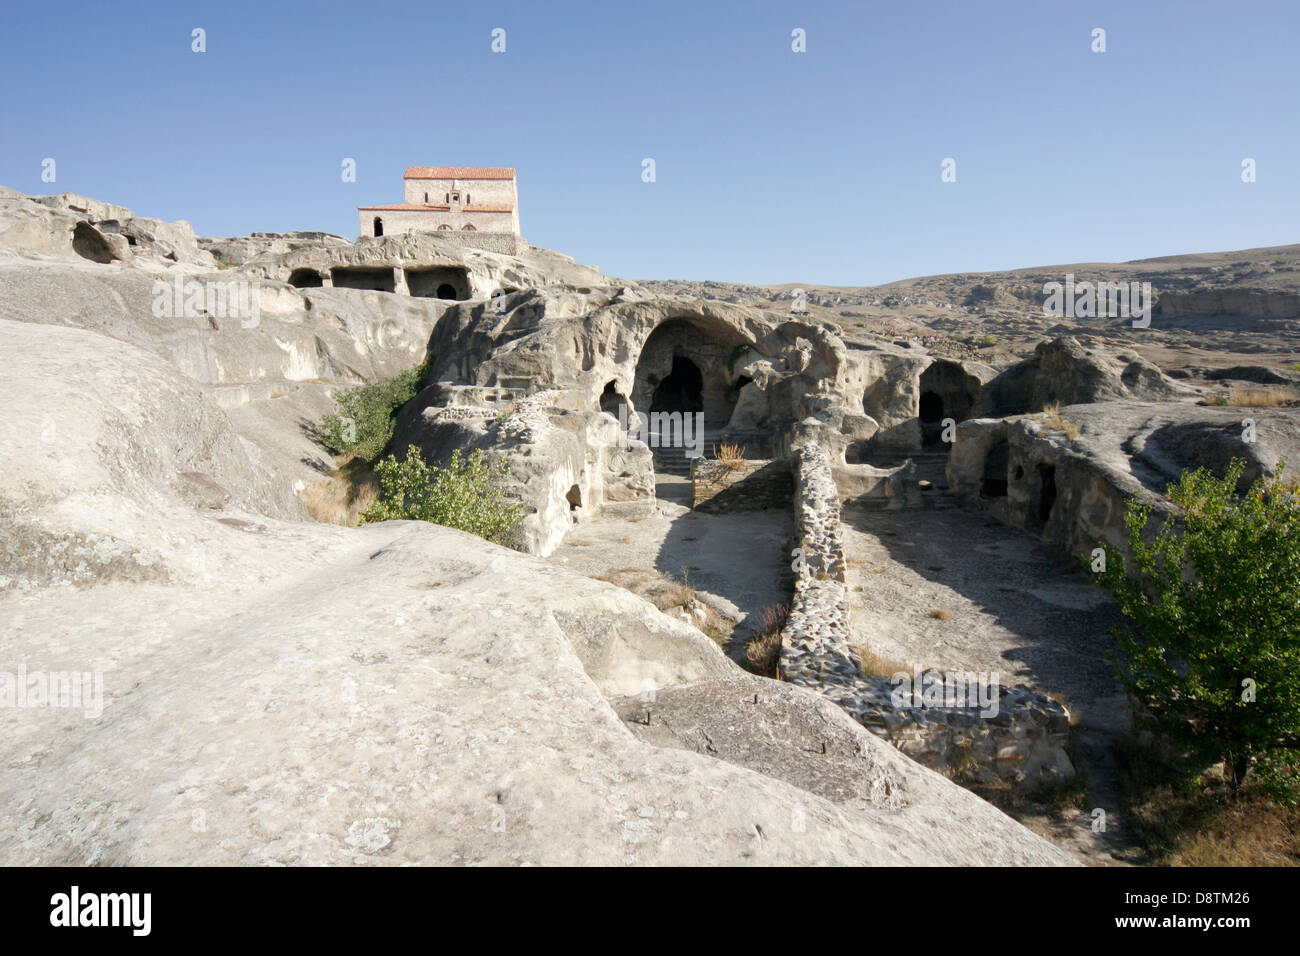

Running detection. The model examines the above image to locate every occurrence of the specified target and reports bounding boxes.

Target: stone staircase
[650,443,696,477]
[911,450,958,509]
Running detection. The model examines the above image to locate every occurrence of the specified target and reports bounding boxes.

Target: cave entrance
[287,268,324,288]
[405,266,470,300]
[650,356,704,415]
[918,360,979,448]
[632,318,747,438]
[329,266,396,293]
[980,441,1009,498]
[1037,463,1057,521]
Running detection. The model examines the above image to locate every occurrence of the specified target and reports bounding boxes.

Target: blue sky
[2,0,1296,285]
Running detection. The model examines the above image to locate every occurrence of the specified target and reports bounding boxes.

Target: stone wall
[778,444,1074,789]
[354,212,524,254]
[692,458,792,512]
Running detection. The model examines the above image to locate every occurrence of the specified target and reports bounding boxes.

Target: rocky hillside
[0,187,1074,865]
[639,244,1300,368]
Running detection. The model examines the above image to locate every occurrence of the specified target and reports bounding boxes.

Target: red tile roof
[403,167,516,180]
[358,204,513,213]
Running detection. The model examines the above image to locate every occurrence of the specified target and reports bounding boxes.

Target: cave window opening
[566,485,582,512]
[600,380,627,418]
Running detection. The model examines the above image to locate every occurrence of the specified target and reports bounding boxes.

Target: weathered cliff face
[947,402,1300,561]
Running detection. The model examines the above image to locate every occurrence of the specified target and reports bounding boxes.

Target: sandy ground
[548,475,791,638]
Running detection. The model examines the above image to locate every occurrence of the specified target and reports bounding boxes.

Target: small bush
[929,608,951,620]
[361,444,524,547]
[318,363,426,461]
[1095,458,1300,800]
[713,443,747,470]
[727,343,751,372]
[979,334,998,347]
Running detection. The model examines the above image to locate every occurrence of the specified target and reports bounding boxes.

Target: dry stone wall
[779,445,1074,789]
[691,458,793,512]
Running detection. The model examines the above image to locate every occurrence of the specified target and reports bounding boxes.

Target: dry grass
[1040,402,1081,440]
[298,456,379,526]
[741,603,788,677]
[856,646,914,678]
[929,608,952,621]
[594,567,692,610]
[1116,741,1300,866]
[1216,385,1299,407]
[594,566,736,646]
[713,442,748,470]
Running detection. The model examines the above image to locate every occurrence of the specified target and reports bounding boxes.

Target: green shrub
[361,444,525,546]
[1094,458,1300,800]
[728,343,751,372]
[318,363,426,461]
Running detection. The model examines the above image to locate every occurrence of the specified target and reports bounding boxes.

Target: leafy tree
[1095,458,1300,799]
[318,363,426,461]
[361,444,525,547]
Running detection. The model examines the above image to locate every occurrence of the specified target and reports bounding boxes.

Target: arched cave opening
[918,360,979,449]
[436,283,456,300]
[287,268,323,288]
[980,441,1010,499]
[566,484,582,512]
[632,318,748,436]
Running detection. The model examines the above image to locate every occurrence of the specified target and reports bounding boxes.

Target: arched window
[372,217,384,237]
[437,224,452,231]
[462,223,476,231]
